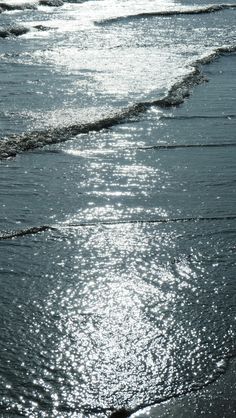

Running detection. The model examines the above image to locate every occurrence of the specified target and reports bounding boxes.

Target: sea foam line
[0,45,235,159]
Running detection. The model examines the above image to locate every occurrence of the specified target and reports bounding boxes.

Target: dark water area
[0,0,236,416]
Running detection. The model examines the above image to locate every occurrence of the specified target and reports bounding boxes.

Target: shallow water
[0,0,236,416]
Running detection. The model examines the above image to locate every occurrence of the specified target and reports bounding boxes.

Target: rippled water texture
[0,0,236,416]
[1,219,236,417]
[0,0,236,138]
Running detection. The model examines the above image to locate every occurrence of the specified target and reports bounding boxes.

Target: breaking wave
[0,0,63,13]
[96,4,236,25]
[0,45,235,159]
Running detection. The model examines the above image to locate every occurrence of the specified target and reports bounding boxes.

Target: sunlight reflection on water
[14,221,232,416]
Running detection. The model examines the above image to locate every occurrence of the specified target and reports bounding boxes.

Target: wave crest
[96,4,236,25]
[0,45,235,159]
[1,215,236,240]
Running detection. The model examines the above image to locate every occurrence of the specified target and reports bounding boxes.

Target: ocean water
[0,0,236,416]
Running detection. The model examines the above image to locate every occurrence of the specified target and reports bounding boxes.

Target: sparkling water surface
[0,0,236,416]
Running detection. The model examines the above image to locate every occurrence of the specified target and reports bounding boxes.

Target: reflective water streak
[0,220,236,417]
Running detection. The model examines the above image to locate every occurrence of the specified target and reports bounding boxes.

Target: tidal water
[0,0,236,416]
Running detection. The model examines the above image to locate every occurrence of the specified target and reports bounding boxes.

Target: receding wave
[0,104,146,159]
[97,4,236,25]
[0,45,235,159]
[1,215,236,240]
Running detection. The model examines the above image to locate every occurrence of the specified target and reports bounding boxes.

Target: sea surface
[0,0,236,416]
